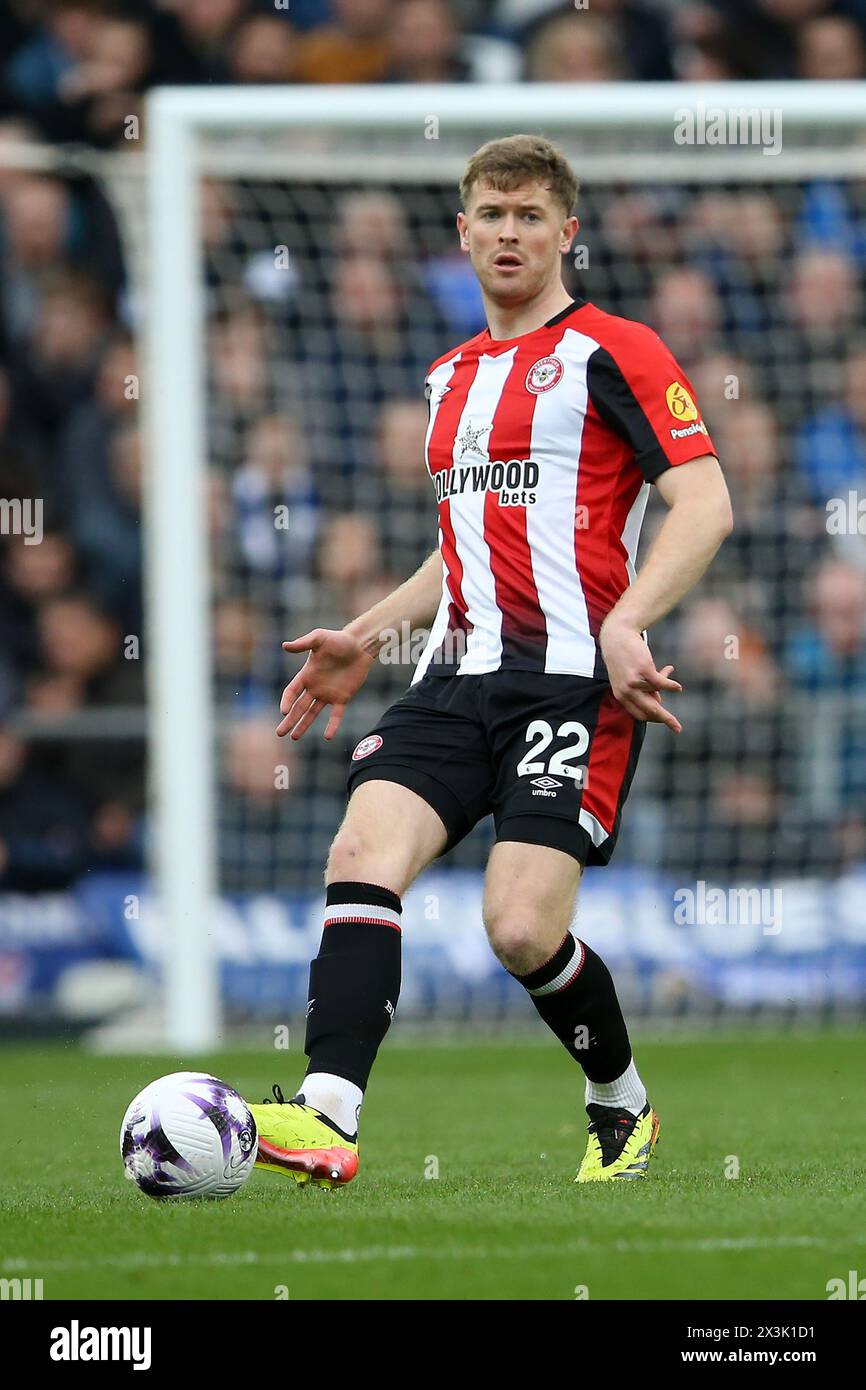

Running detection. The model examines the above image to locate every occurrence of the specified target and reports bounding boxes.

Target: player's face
[457,181,578,304]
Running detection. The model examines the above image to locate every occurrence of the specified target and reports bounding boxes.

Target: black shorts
[346,669,645,866]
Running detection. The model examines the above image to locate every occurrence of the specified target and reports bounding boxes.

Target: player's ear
[456,210,469,250]
[560,215,579,252]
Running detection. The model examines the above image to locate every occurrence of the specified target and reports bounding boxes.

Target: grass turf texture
[1,1033,864,1301]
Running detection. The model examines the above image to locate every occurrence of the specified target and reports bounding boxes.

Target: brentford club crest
[352,734,383,761]
[525,356,564,394]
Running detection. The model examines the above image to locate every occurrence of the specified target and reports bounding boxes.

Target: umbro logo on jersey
[525,355,564,394]
[425,382,451,404]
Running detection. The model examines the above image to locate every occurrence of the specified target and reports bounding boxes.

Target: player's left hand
[599,620,683,733]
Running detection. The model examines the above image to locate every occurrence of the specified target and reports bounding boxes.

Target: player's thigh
[482,839,582,969]
[326,778,449,896]
[338,672,494,892]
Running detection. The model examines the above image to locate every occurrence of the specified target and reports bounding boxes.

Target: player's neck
[483,282,575,342]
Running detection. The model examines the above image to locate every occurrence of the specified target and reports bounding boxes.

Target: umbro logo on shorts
[531,776,563,796]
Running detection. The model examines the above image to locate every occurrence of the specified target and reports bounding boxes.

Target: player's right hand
[277,628,375,741]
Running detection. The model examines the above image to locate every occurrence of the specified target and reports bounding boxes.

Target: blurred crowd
[1,0,866,892]
[6,1,866,147]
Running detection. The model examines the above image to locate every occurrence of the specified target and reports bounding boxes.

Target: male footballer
[248,135,732,1185]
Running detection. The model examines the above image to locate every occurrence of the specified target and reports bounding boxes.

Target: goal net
[141,84,866,1046]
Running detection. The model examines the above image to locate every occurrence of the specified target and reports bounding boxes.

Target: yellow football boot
[249,1085,359,1189]
[575,1102,660,1182]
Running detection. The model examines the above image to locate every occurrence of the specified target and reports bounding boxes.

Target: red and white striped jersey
[413,296,717,683]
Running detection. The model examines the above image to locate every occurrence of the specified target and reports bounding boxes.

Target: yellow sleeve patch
[665,381,699,422]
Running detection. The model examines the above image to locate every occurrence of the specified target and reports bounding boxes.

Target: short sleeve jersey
[414,296,717,682]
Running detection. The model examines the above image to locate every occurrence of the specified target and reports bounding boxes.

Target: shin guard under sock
[304,881,402,1092]
[513,933,632,1083]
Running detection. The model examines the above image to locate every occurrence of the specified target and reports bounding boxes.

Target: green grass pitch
[1,1032,864,1301]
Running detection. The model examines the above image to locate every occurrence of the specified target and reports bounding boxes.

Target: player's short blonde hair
[459,135,579,220]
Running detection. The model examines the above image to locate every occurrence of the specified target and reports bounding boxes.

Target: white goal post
[144,81,866,1051]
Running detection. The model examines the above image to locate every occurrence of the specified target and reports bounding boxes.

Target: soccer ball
[119,1071,258,1199]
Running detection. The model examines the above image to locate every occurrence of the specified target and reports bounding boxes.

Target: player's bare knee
[325,824,413,896]
[326,827,377,883]
[483,910,544,974]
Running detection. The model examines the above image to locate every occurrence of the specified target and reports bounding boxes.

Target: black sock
[512,933,632,1083]
[304,881,402,1091]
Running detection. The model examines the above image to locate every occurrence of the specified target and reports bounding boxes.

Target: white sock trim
[300,1072,363,1136]
[323,902,401,931]
[527,938,585,996]
[585,1059,647,1116]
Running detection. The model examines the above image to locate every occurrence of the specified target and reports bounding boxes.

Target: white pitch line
[3,1232,865,1275]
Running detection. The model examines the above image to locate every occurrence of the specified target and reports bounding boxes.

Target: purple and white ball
[120,1072,258,1199]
